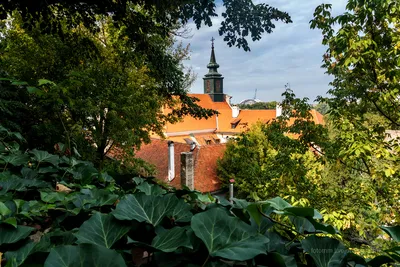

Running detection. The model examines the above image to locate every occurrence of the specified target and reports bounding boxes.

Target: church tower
[203,37,224,102]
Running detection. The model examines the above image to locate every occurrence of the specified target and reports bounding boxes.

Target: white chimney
[276,104,282,117]
[168,141,175,181]
[232,106,240,118]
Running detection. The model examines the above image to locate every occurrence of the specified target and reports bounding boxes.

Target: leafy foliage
[0,0,292,52]
[237,101,278,110]
[0,129,398,266]
[218,87,400,256]
[308,0,400,255]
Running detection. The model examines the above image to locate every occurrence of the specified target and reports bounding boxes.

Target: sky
[178,0,348,104]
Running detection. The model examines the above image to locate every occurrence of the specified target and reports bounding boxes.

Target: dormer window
[230,118,241,129]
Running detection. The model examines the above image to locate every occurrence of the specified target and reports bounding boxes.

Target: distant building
[239,98,262,105]
[110,40,324,193]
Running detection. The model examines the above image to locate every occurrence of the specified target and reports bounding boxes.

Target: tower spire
[203,37,224,102]
[210,37,216,64]
[207,37,219,70]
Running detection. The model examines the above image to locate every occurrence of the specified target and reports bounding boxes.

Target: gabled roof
[218,109,276,133]
[163,94,230,133]
[163,94,324,136]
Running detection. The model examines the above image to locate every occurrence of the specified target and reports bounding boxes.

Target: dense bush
[0,126,399,266]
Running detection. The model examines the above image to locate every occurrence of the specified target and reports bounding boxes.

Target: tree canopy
[0,0,292,51]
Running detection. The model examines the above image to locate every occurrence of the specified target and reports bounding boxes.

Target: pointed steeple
[204,37,224,102]
[207,37,220,70]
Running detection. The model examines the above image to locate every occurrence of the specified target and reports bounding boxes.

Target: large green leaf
[4,241,36,267]
[0,225,34,245]
[169,199,193,223]
[367,255,394,267]
[80,188,119,207]
[30,149,59,165]
[136,181,166,196]
[301,236,348,267]
[191,208,269,261]
[264,252,297,267]
[0,154,29,166]
[151,227,192,252]
[263,197,292,210]
[290,216,315,234]
[283,207,323,219]
[75,213,130,248]
[44,244,127,267]
[112,194,176,226]
[380,225,400,242]
[290,216,337,235]
[265,231,288,254]
[0,174,50,194]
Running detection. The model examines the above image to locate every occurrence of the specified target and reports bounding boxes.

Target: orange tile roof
[218,109,276,133]
[164,94,231,133]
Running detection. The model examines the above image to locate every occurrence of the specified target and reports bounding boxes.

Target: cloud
[178,0,347,103]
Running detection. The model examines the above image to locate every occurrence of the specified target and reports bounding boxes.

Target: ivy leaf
[380,225,400,242]
[151,227,192,252]
[3,217,17,228]
[30,149,59,165]
[301,236,348,267]
[75,213,130,248]
[191,208,269,261]
[112,194,177,226]
[40,192,67,203]
[0,201,11,216]
[0,225,34,245]
[44,244,127,267]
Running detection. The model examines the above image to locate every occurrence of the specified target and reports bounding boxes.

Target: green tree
[0,15,214,167]
[310,0,400,228]
[218,88,328,202]
[313,102,330,115]
[238,101,277,110]
[218,87,399,255]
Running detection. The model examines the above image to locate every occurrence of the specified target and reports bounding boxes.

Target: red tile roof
[133,138,226,192]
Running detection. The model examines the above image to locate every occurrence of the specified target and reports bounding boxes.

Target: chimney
[168,141,175,181]
[276,104,282,117]
[181,152,194,190]
[232,106,240,118]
